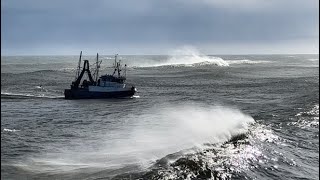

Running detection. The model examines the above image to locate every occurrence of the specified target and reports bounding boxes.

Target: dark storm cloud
[1,0,318,55]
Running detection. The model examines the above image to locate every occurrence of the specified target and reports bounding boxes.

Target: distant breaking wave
[131,46,272,68]
[134,56,229,68]
[151,56,229,67]
[133,46,229,67]
[133,58,271,68]
[226,59,271,65]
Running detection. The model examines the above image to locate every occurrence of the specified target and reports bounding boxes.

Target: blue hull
[64,89,135,99]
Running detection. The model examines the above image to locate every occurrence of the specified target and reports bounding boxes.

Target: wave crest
[22,103,255,174]
[134,46,229,67]
[160,56,229,67]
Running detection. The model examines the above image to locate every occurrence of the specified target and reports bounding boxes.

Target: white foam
[250,124,280,143]
[157,123,276,179]
[59,67,76,72]
[291,104,319,128]
[3,128,20,132]
[295,104,319,117]
[226,59,271,65]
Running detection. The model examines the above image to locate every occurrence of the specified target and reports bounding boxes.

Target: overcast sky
[1,0,319,55]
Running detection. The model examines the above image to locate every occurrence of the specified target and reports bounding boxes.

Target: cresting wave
[19,103,255,176]
[114,123,288,179]
[160,56,229,67]
[125,104,256,159]
[132,58,271,68]
[133,56,229,68]
[131,47,271,68]
[132,46,229,67]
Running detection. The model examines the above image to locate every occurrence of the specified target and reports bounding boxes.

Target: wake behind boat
[64,52,136,99]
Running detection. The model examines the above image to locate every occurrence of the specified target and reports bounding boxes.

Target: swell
[3,69,73,75]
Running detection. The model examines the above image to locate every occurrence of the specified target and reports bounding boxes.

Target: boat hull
[64,89,135,99]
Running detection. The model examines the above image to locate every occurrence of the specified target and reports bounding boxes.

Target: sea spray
[127,103,255,164]
[23,102,255,173]
[164,46,229,67]
[133,46,229,67]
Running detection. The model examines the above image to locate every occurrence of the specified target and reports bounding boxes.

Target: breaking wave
[131,47,271,68]
[158,56,229,67]
[133,46,229,67]
[19,103,255,174]
[113,124,283,180]
[134,58,271,68]
[134,56,229,68]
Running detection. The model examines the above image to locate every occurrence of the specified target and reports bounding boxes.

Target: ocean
[1,53,319,179]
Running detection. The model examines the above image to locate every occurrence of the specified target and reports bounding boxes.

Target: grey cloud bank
[1,0,319,55]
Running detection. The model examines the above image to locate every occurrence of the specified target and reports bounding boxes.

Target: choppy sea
[1,53,319,179]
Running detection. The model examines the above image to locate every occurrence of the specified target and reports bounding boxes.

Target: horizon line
[2,53,319,57]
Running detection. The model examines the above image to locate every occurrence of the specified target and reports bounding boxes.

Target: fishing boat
[64,51,136,99]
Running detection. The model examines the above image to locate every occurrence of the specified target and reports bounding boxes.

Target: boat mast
[115,54,118,69]
[117,60,121,78]
[95,53,99,83]
[75,51,82,80]
[112,54,118,76]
